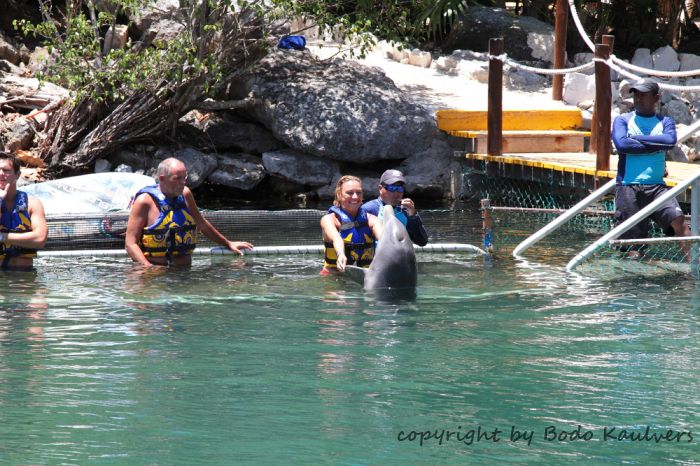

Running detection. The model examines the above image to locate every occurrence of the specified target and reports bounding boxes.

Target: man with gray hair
[125,157,253,267]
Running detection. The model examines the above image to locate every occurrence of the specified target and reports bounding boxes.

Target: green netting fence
[465,167,698,276]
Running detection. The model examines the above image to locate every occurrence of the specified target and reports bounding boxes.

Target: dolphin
[346,204,417,295]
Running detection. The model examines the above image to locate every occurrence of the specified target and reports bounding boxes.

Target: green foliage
[275,0,427,58]
[14,0,430,106]
[13,1,255,105]
[571,0,687,55]
[415,0,493,40]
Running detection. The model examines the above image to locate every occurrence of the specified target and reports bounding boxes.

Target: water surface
[0,219,697,465]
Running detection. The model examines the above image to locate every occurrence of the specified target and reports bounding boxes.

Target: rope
[481,0,700,97]
[603,58,700,92]
[487,53,508,62]
[37,243,490,258]
[611,55,700,78]
[567,0,700,81]
[504,57,594,75]
[488,53,594,75]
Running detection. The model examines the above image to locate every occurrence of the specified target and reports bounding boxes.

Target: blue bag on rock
[278,36,306,50]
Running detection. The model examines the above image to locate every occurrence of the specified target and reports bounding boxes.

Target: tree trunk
[58,90,172,171]
[39,98,107,171]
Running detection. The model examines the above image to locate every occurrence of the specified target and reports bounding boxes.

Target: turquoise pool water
[0,220,698,465]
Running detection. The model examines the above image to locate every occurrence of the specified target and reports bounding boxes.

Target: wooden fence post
[488,38,504,157]
[594,42,612,172]
[552,0,568,101]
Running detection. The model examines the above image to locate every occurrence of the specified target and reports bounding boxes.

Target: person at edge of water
[125,157,253,267]
[611,78,691,260]
[0,151,48,270]
[320,175,383,275]
[361,169,429,246]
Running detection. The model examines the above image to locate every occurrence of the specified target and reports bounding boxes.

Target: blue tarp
[278,36,306,51]
[21,173,155,215]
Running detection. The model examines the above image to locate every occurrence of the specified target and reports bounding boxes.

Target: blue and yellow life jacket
[0,191,37,259]
[134,185,197,258]
[323,206,375,268]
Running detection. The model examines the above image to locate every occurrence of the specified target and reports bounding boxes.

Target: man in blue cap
[612,79,690,258]
[362,169,429,246]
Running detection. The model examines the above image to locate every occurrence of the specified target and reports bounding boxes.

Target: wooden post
[552,0,568,101]
[589,35,615,156]
[594,42,612,172]
[602,35,615,51]
[488,38,504,157]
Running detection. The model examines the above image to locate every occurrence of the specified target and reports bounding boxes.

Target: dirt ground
[308,43,573,113]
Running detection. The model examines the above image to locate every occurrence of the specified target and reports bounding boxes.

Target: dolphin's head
[364,204,417,290]
[382,204,410,246]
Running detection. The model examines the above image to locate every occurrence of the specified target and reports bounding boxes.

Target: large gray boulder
[262,149,339,186]
[398,137,460,199]
[179,113,284,153]
[441,6,554,63]
[0,33,20,65]
[108,146,159,174]
[1,118,34,152]
[314,136,457,200]
[208,153,266,190]
[662,99,693,126]
[153,147,217,189]
[235,49,435,162]
[129,0,184,43]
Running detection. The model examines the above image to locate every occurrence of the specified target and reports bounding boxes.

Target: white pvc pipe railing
[513,178,616,258]
[37,243,489,258]
[610,236,700,245]
[677,119,700,145]
[566,172,700,272]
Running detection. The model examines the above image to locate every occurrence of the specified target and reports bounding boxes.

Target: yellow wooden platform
[437,109,584,132]
[438,109,589,154]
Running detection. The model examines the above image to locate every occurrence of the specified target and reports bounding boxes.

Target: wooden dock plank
[455,130,591,137]
[463,152,700,190]
[437,109,584,132]
[463,131,588,153]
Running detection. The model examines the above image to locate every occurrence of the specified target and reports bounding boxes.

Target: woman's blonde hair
[333,175,362,207]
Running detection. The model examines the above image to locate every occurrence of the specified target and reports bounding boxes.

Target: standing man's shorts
[614,184,685,240]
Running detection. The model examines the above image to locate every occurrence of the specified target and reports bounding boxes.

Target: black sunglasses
[382,184,405,193]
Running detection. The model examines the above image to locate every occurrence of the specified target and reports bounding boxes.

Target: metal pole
[481,198,494,254]
[488,38,504,156]
[552,0,568,101]
[36,244,490,258]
